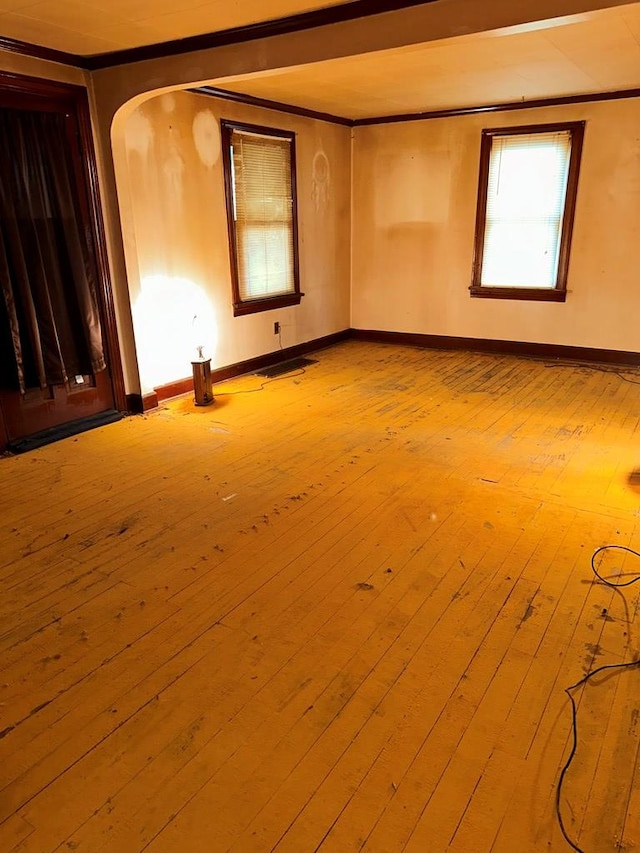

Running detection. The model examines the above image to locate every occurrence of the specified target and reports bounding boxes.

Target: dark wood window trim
[221,120,302,318]
[470,121,585,303]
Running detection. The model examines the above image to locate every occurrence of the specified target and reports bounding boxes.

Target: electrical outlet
[274,322,280,335]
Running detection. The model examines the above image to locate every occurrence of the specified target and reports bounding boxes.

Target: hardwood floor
[2,340,640,852]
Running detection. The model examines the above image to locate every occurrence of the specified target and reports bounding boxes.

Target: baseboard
[126,392,159,413]
[153,329,351,403]
[350,329,640,366]
[142,391,160,411]
[154,378,192,403]
[135,328,638,411]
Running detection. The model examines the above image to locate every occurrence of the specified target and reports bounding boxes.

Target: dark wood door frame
[0,70,126,415]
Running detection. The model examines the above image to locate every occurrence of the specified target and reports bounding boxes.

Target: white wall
[352,98,640,352]
[117,91,351,393]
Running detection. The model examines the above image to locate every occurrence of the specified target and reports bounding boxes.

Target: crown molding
[191,85,640,129]
[353,87,640,125]
[191,86,352,126]
[85,0,437,70]
[0,35,89,69]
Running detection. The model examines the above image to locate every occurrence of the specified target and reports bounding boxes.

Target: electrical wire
[212,367,306,396]
[556,659,640,851]
[545,362,640,385]
[590,545,640,587]
[556,545,640,852]
[609,373,640,386]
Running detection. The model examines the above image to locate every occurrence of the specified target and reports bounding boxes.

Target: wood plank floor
[2,340,640,853]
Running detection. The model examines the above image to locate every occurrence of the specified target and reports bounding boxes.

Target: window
[221,120,302,316]
[470,122,584,302]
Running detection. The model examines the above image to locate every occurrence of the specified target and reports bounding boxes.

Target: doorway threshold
[6,409,124,454]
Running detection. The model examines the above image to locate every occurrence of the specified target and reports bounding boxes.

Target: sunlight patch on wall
[193,109,221,168]
[124,109,154,158]
[132,274,217,392]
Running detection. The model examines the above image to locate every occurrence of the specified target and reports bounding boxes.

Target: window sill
[233,292,303,317]
[469,286,567,303]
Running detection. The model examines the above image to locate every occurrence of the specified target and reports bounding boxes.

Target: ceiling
[216,3,640,119]
[0,0,350,56]
[0,0,639,119]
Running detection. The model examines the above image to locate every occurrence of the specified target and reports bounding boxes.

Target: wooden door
[0,75,124,451]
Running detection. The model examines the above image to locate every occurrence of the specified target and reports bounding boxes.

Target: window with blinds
[470,122,584,302]
[222,121,302,316]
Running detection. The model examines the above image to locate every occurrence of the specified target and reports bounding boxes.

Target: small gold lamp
[191,345,214,406]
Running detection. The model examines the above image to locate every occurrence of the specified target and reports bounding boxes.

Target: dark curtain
[0,108,105,392]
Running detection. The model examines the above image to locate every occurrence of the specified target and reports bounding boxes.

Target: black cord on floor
[545,362,640,385]
[590,545,640,587]
[212,367,306,396]
[556,545,640,852]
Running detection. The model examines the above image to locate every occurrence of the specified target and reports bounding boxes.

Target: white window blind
[231,129,295,301]
[480,130,572,288]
